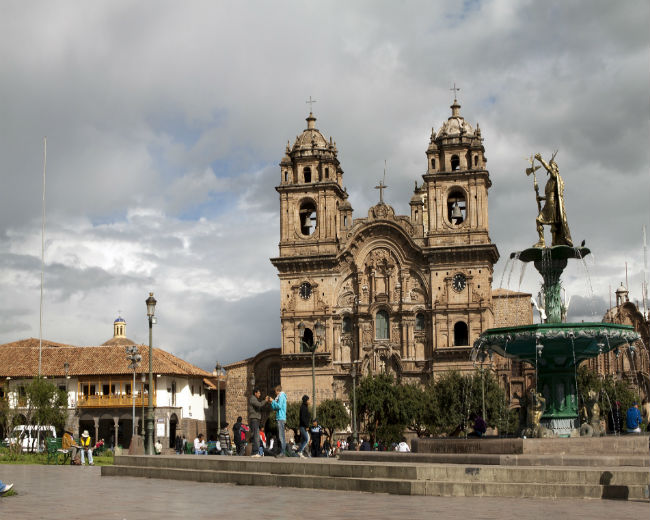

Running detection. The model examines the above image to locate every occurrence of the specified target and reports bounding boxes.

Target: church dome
[437,99,475,137]
[114,317,125,323]
[339,200,352,211]
[292,113,329,151]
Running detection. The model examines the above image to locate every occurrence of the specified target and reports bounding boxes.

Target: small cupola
[113,316,126,338]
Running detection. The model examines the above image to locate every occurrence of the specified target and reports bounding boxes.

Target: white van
[6,425,57,452]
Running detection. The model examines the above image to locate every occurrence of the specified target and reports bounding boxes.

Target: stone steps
[340,450,647,467]
[101,455,650,500]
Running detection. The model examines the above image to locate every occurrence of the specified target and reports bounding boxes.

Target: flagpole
[39,137,47,378]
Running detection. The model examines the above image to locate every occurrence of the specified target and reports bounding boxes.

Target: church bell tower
[422,94,499,355]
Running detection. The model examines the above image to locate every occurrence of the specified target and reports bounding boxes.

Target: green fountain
[472,153,639,437]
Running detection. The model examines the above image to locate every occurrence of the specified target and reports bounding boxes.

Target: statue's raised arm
[531,152,573,248]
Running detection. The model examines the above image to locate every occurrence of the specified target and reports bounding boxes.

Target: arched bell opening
[447,190,466,225]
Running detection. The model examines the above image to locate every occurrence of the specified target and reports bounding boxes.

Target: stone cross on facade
[374,179,388,204]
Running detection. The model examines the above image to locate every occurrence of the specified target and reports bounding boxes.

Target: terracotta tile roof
[0,338,211,378]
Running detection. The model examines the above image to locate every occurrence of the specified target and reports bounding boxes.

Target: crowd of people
[173,384,407,458]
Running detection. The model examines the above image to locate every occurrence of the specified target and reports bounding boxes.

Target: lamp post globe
[145,292,156,455]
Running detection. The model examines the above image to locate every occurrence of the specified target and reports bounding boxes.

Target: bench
[46,438,71,465]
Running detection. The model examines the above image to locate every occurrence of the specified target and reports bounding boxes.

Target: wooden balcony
[76,394,156,408]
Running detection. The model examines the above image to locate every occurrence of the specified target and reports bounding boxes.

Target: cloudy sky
[1,0,648,370]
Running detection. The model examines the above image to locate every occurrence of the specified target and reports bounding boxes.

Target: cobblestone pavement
[0,465,648,520]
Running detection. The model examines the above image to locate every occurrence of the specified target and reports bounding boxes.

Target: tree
[357,373,406,444]
[316,399,349,440]
[3,378,67,456]
[425,370,516,436]
[397,383,429,437]
[577,364,640,424]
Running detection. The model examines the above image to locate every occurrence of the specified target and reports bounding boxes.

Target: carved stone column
[93,417,99,444]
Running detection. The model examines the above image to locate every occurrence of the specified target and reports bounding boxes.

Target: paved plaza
[0,464,648,519]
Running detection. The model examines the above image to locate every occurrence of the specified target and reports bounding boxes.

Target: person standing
[249,388,265,458]
[218,423,232,455]
[79,430,94,466]
[298,395,311,458]
[269,385,287,457]
[174,435,184,455]
[233,417,243,455]
[309,418,323,458]
[626,402,642,433]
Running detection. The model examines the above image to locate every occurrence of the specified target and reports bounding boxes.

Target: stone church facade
[268,98,507,404]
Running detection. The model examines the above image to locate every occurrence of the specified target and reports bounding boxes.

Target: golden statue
[527,152,573,248]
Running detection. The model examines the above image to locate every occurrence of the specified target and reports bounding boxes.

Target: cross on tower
[375,179,388,204]
[450,82,461,101]
[306,96,317,113]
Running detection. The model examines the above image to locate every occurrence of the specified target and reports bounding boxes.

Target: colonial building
[265,97,510,405]
[0,317,224,449]
[586,283,650,400]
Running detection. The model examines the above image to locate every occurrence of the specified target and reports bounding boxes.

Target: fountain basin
[473,322,639,436]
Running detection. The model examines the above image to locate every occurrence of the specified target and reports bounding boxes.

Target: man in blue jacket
[268,385,287,457]
[626,402,642,433]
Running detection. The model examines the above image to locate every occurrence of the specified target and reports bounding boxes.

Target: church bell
[451,202,463,220]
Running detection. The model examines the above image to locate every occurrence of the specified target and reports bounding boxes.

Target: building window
[474,155,478,167]
[342,316,352,334]
[303,167,312,183]
[171,381,176,406]
[431,158,435,169]
[376,310,389,339]
[325,167,329,179]
[415,313,425,331]
[451,155,460,171]
[191,385,194,396]
[299,201,317,236]
[284,171,288,182]
[454,321,469,346]
[268,365,281,390]
[300,328,314,352]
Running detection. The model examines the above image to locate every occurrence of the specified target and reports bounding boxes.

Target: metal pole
[132,370,136,436]
[481,365,486,421]
[352,369,358,444]
[217,367,221,436]
[312,349,316,419]
[146,316,154,455]
[141,376,145,435]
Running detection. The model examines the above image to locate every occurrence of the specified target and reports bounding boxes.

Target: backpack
[239,423,250,441]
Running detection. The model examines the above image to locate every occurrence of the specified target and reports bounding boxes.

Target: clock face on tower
[452,273,467,292]
[299,282,312,300]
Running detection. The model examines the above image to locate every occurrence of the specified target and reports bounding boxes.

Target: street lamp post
[298,320,325,420]
[474,352,487,422]
[140,373,145,435]
[126,346,142,437]
[213,362,223,436]
[350,361,359,445]
[145,292,157,455]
